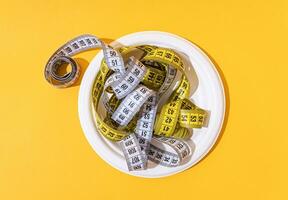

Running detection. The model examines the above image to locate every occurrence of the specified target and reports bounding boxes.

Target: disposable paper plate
[78,31,225,178]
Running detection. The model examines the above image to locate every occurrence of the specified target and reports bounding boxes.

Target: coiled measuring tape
[45,34,208,171]
[44,34,126,88]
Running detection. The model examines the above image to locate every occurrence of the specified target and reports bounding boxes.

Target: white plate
[78,31,225,178]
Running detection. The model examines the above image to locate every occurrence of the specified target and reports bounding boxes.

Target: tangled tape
[45,34,208,171]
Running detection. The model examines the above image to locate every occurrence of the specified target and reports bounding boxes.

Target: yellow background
[1,0,287,199]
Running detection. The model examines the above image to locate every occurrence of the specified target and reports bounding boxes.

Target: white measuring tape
[44,34,125,88]
[112,85,155,126]
[110,57,147,99]
[45,34,208,171]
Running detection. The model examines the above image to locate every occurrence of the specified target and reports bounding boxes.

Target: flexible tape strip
[155,137,191,162]
[179,109,206,128]
[178,99,207,128]
[154,98,182,137]
[148,137,191,167]
[45,34,125,88]
[112,85,155,126]
[120,133,147,171]
[102,92,142,132]
[154,75,190,137]
[135,94,158,154]
[148,144,180,167]
[111,57,147,99]
[104,46,146,93]
[102,45,126,75]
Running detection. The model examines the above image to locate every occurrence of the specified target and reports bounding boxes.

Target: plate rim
[78,31,226,178]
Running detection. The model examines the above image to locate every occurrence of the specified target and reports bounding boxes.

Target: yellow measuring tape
[45,34,208,171]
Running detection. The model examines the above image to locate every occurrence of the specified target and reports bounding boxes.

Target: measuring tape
[135,94,158,153]
[149,136,191,167]
[44,34,126,88]
[111,85,155,126]
[110,57,147,99]
[45,34,208,171]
